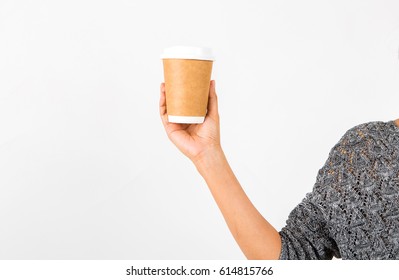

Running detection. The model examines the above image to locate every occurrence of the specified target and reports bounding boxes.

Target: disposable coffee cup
[161,46,215,124]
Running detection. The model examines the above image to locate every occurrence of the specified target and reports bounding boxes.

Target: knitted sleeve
[278,193,340,259]
[278,126,359,260]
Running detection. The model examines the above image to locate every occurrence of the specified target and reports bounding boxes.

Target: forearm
[194,147,282,260]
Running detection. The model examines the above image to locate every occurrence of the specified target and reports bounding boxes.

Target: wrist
[192,145,227,176]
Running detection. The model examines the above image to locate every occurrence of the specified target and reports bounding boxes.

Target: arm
[194,146,282,259]
[159,81,281,259]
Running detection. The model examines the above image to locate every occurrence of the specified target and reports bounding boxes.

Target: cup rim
[167,115,205,124]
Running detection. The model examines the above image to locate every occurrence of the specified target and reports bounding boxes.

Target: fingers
[159,83,168,125]
[207,80,219,119]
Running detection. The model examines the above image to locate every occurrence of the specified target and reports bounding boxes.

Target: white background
[0,0,398,259]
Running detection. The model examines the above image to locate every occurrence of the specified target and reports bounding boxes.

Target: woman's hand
[159,80,221,163]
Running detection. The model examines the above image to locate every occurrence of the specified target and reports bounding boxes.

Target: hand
[159,80,221,163]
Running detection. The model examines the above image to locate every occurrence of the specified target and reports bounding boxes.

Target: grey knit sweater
[279,120,399,260]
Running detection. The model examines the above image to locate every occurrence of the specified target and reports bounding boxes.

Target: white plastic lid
[161,46,215,61]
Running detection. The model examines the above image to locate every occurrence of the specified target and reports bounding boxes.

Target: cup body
[161,46,214,124]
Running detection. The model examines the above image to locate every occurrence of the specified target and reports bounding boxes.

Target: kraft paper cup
[161,46,214,124]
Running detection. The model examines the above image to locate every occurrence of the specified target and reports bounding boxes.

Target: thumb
[207,80,219,119]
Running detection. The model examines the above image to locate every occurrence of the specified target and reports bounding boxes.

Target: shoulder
[328,121,397,160]
[338,121,394,147]
[313,121,397,192]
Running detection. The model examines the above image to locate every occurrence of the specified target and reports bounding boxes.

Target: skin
[159,80,282,259]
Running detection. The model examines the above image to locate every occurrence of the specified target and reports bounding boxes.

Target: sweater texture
[279,121,399,259]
